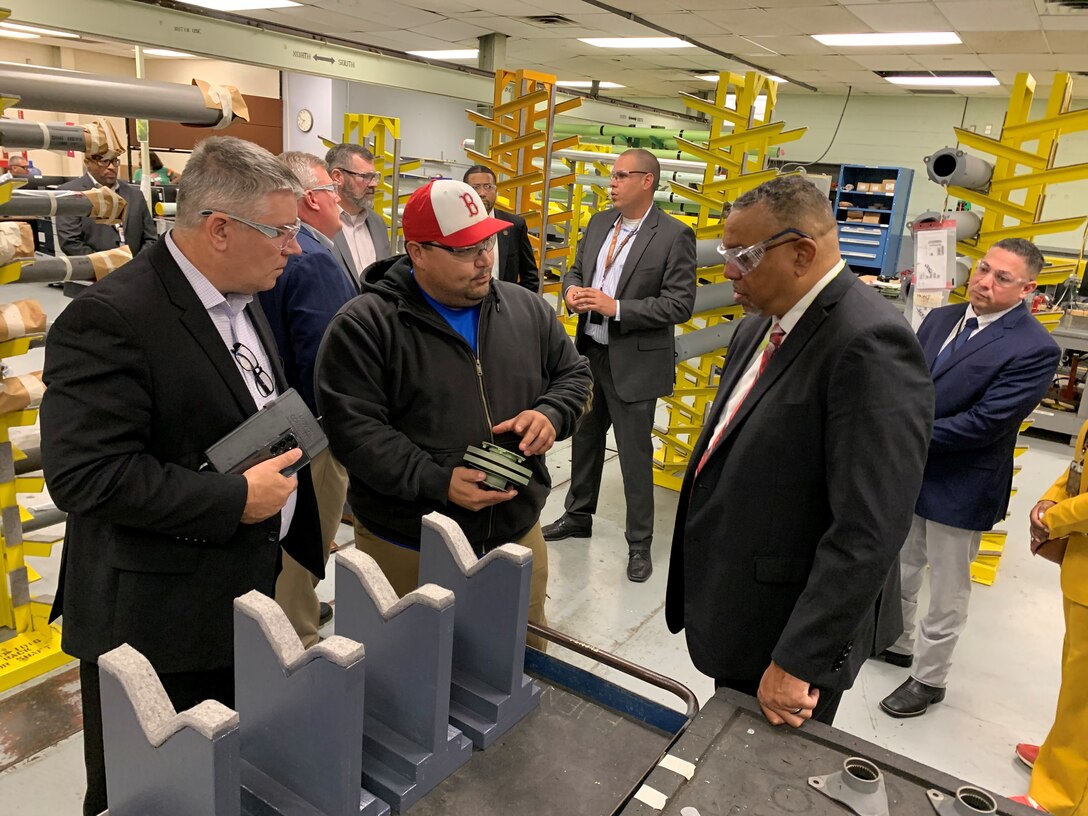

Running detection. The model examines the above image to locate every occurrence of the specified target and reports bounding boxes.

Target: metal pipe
[22,506,66,533]
[692,281,734,313]
[0,192,101,218]
[554,122,714,142]
[911,209,982,242]
[697,238,725,267]
[13,256,99,284]
[0,119,87,152]
[0,62,226,126]
[675,319,740,361]
[14,445,41,475]
[924,146,994,191]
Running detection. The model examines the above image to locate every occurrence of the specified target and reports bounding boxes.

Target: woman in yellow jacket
[1023,423,1088,815]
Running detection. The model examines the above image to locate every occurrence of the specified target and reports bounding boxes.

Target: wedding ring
[791,706,804,715]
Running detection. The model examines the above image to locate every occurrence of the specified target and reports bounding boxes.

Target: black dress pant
[564,339,658,550]
[715,676,844,726]
[80,659,234,816]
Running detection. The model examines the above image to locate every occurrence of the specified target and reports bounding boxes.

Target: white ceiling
[227,0,1088,99]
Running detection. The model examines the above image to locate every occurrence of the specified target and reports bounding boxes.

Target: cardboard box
[862,213,881,224]
[846,210,864,221]
[883,179,896,193]
[857,182,871,192]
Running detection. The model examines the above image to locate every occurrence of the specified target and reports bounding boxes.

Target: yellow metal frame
[465,68,580,277]
[653,72,805,490]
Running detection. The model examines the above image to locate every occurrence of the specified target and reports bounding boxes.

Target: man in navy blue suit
[879,238,1060,717]
[259,151,357,646]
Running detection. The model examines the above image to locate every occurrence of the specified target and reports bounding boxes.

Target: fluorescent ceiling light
[0,22,79,38]
[885,75,999,87]
[0,29,39,39]
[556,80,625,89]
[407,49,478,60]
[580,37,694,49]
[143,48,197,58]
[697,74,787,84]
[180,0,301,10]
[812,32,961,47]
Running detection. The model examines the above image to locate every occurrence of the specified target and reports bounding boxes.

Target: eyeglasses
[88,156,120,167]
[200,209,302,249]
[336,167,381,183]
[421,233,497,260]
[973,260,1028,288]
[232,342,274,398]
[469,183,497,192]
[610,170,650,182]
[716,228,812,277]
[307,182,339,196]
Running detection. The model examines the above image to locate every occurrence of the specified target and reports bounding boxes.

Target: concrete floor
[0,278,1069,812]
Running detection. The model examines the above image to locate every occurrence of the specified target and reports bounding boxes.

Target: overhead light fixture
[696,73,787,84]
[179,0,301,10]
[556,80,625,89]
[884,74,999,87]
[812,32,961,47]
[407,49,479,60]
[580,37,694,49]
[0,22,79,38]
[142,48,198,58]
[0,29,39,39]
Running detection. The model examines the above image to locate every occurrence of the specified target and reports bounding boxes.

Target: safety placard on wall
[909,220,957,329]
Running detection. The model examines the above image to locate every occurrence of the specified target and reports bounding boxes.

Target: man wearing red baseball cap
[316,180,591,647]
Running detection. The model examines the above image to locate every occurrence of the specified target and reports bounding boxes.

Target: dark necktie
[695,323,785,476]
[932,317,979,373]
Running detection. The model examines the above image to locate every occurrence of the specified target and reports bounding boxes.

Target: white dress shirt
[709,258,846,444]
[585,208,651,344]
[339,208,377,274]
[934,302,1018,352]
[165,231,296,538]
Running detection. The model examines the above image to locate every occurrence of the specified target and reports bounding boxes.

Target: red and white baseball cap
[402,179,507,248]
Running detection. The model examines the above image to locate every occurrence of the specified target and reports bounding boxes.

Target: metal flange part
[464,444,532,490]
[927,786,998,816]
[809,757,890,816]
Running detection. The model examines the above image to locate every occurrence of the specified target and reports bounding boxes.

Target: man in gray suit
[543,148,696,582]
[56,153,157,257]
[326,143,391,288]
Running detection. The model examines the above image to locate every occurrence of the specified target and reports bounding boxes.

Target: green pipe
[555,122,713,141]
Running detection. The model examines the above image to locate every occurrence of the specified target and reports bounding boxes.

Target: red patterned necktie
[695,323,786,476]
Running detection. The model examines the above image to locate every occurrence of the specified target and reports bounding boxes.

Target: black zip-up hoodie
[315,254,592,553]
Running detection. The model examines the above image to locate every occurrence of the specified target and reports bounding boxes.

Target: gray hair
[991,237,1045,278]
[326,143,375,171]
[732,174,836,233]
[279,151,327,191]
[176,136,302,229]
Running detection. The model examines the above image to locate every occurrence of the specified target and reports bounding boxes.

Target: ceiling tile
[766,54,873,71]
[742,35,835,55]
[558,13,660,36]
[981,53,1062,72]
[321,0,445,27]
[846,2,953,32]
[911,53,990,71]
[638,12,732,36]
[683,33,770,53]
[934,0,1041,32]
[758,4,871,33]
[1042,30,1087,53]
[1040,13,1088,30]
[691,7,803,35]
[362,30,463,49]
[845,54,926,71]
[958,30,1049,53]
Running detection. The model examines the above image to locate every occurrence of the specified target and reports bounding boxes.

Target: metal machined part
[464,442,532,490]
[809,757,890,816]
[927,786,998,816]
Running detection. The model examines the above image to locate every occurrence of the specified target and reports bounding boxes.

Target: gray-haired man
[41,135,324,815]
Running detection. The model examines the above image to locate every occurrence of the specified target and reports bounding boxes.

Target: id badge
[1068,459,1083,497]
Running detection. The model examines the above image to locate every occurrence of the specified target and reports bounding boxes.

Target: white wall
[344,82,475,163]
[283,72,348,157]
[775,93,1088,250]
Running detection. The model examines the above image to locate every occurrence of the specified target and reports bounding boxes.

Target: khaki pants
[354,519,550,652]
[274,449,349,647]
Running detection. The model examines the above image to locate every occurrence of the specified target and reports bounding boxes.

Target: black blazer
[665,270,934,692]
[563,206,697,402]
[56,173,158,257]
[42,239,322,673]
[494,209,539,293]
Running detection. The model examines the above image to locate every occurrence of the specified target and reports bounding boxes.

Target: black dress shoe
[627,551,652,582]
[879,677,946,718]
[319,602,334,627]
[541,516,592,541]
[876,649,913,668]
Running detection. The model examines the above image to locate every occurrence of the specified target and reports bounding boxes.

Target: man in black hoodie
[316,180,591,648]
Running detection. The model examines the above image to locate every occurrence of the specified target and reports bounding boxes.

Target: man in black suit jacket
[56,153,157,257]
[463,165,540,292]
[41,136,323,816]
[665,175,934,726]
[544,149,696,582]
